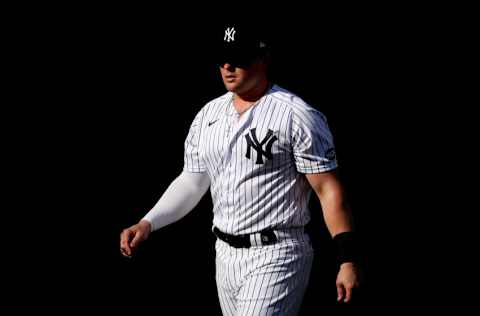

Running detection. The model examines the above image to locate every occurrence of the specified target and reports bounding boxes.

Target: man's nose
[221,63,235,71]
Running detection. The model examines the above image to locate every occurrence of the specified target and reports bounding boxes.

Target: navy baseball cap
[216,23,269,68]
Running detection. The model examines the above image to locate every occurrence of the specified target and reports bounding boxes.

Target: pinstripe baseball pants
[215,230,313,316]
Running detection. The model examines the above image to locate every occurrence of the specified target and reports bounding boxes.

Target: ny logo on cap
[224,27,236,42]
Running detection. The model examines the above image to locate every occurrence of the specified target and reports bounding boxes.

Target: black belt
[213,226,277,248]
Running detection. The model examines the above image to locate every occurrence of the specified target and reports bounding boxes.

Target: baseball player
[120,23,360,315]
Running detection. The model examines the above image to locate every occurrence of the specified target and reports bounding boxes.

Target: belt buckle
[260,230,277,245]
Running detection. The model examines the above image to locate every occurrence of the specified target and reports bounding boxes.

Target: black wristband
[333,231,358,265]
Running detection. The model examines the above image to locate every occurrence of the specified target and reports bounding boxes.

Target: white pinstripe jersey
[184,84,337,235]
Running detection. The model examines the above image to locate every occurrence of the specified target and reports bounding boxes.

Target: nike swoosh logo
[208,119,219,127]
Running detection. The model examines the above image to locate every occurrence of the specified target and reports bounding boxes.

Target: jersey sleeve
[184,109,207,173]
[290,107,338,173]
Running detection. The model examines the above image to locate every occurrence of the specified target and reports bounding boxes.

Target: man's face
[219,56,267,95]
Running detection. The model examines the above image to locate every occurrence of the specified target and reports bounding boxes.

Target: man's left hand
[336,262,361,303]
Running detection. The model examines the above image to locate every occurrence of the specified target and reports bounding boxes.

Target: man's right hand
[120,220,151,258]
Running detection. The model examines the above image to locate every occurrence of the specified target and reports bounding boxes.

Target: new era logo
[224,27,236,42]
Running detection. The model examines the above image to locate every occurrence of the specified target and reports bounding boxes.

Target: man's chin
[224,82,240,93]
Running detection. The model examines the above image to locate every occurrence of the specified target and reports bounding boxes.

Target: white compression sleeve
[142,171,210,232]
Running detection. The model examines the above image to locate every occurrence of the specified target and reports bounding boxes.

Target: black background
[7,4,462,315]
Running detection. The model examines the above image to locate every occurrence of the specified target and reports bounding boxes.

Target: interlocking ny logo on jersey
[224,27,236,42]
[245,128,278,164]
